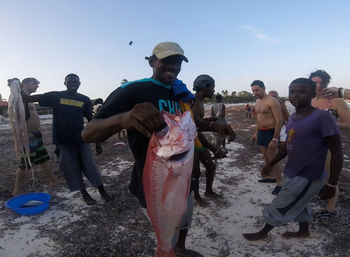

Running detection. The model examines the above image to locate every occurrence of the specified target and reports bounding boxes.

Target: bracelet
[338,87,344,98]
[326,183,337,188]
[214,149,220,155]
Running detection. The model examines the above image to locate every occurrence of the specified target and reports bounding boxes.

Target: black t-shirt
[95,78,183,207]
[39,91,93,145]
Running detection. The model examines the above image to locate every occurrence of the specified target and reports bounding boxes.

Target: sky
[1,0,350,101]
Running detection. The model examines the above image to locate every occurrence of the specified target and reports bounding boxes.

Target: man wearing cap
[82,42,234,257]
[191,74,236,206]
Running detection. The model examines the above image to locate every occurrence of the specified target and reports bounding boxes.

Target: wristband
[272,138,278,142]
[338,87,344,98]
[214,149,220,155]
[326,183,337,188]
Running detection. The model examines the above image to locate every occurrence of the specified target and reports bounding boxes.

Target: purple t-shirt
[284,109,339,180]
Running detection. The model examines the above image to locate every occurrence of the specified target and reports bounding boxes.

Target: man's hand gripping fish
[143,111,196,257]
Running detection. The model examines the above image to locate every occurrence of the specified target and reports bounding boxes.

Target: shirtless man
[243,78,343,241]
[251,80,283,195]
[192,75,236,205]
[211,94,228,151]
[12,78,60,196]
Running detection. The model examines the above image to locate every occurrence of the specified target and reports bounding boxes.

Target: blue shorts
[257,129,275,148]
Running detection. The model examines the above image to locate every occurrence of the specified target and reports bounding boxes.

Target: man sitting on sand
[250,80,283,195]
[243,78,343,240]
[10,77,60,196]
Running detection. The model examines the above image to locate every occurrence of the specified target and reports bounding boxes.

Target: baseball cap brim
[148,42,188,62]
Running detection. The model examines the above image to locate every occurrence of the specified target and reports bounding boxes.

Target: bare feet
[242,231,268,241]
[48,178,64,186]
[175,247,204,257]
[81,190,96,205]
[12,190,25,197]
[98,185,113,201]
[82,193,96,205]
[204,191,223,199]
[101,191,113,201]
[282,231,310,239]
[195,196,209,207]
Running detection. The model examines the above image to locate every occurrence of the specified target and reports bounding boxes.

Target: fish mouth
[168,149,190,161]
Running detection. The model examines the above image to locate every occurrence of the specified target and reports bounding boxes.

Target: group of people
[9,74,112,205]
[244,69,349,241]
[7,41,349,256]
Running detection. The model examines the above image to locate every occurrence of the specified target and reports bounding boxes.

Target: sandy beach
[0,105,349,257]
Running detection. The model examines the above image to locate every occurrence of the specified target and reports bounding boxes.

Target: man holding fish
[82,42,234,257]
[7,78,61,196]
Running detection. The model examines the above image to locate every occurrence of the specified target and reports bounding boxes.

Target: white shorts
[280,125,287,142]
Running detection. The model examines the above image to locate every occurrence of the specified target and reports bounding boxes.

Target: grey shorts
[142,192,194,247]
[263,175,326,227]
[56,143,102,191]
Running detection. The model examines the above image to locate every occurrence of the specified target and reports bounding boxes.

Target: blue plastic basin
[6,193,51,215]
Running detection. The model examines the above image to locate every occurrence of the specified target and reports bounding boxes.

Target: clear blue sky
[1,0,349,100]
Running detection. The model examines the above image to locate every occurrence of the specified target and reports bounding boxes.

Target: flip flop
[114,142,126,147]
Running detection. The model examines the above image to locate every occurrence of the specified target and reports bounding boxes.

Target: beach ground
[0,105,349,257]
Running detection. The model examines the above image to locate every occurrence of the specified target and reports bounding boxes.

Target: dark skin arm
[194,116,236,142]
[318,134,343,200]
[203,117,217,122]
[221,104,226,118]
[261,142,287,178]
[197,132,226,159]
[85,113,103,151]
[82,102,165,143]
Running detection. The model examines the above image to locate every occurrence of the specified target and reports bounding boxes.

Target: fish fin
[161,169,177,205]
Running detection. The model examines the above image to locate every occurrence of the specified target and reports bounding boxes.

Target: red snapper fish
[143,111,196,257]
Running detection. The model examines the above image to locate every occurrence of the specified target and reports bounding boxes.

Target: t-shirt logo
[59,98,84,108]
[287,128,296,143]
[158,99,181,115]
